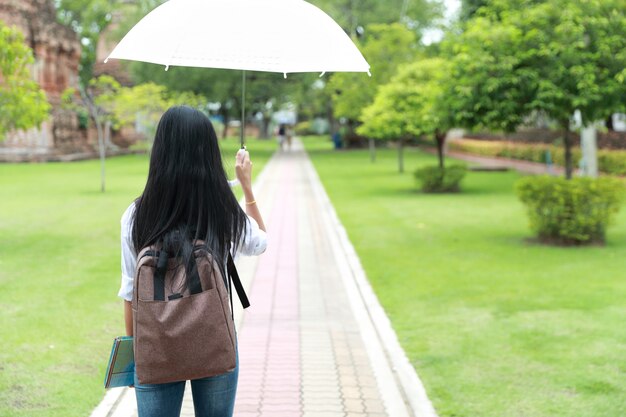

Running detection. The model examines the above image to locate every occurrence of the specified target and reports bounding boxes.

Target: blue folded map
[104,336,134,389]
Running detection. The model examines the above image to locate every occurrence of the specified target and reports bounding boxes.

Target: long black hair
[132,105,247,270]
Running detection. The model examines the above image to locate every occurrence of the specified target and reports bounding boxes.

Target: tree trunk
[581,124,598,178]
[104,120,111,148]
[260,115,271,139]
[369,138,376,163]
[80,87,107,192]
[221,109,230,139]
[327,99,337,140]
[606,114,614,131]
[435,130,446,170]
[95,116,106,193]
[397,138,404,173]
[563,123,573,180]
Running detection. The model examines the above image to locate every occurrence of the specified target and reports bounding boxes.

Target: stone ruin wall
[0,0,93,161]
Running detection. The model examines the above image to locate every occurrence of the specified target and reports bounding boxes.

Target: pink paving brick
[235,158,302,417]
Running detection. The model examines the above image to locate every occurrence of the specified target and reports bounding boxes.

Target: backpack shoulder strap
[227,253,250,309]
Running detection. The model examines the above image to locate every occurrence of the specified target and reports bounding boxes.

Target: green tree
[63,75,201,191]
[328,23,418,130]
[358,58,452,172]
[56,0,123,85]
[446,0,626,179]
[306,1,442,140]
[0,23,50,140]
[62,76,119,192]
[95,77,207,142]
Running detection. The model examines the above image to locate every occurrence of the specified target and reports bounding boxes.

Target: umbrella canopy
[105,0,370,76]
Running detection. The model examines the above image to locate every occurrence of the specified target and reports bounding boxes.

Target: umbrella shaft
[240,70,246,149]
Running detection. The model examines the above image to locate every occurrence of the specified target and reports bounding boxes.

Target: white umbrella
[105,0,370,146]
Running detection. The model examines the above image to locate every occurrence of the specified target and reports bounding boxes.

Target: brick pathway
[232,143,390,417]
[93,140,429,417]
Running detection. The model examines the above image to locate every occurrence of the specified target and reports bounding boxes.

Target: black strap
[187,254,203,295]
[153,250,168,301]
[228,267,234,321]
[227,254,250,309]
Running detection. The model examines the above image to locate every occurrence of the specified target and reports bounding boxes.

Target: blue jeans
[134,355,239,417]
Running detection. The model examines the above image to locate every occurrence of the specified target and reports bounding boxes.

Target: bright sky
[421,0,461,45]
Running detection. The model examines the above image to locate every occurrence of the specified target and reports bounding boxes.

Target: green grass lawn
[303,136,626,417]
[0,138,275,417]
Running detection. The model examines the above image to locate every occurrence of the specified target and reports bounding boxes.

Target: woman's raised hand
[235,149,253,190]
[235,149,265,231]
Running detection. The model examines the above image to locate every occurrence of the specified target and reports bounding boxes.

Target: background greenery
[303,136,626,417]
[449,139,626,176]
[0,23,50,140]
[0,138,275,417]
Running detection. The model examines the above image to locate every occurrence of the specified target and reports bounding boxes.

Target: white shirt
[118,202,267,301]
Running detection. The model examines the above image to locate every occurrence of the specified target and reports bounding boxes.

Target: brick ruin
[0,0,93,161]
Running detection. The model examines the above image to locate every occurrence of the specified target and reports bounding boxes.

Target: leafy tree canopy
[0,23,50,140]
[358,57,450,140]
[328,23,419,121]
[447,0,626,131]
[445,0,626,178]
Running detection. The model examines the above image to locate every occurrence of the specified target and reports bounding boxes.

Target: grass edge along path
[0,138,276,417]
[303,136,626,417]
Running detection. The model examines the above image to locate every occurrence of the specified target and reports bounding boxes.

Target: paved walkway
[92,140,435,417]
[441,148,575,176]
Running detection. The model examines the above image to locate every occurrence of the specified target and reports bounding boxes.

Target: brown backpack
[132,243,249,385]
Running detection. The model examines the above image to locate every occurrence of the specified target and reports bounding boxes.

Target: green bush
[598,152,626,176]
[414,164,467,193]
[295,120,313,135]
[516,176,625,245]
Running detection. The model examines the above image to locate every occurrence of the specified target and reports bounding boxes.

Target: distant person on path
[118,106,267,417]
[277,123,286,150]
[286,125,294,150]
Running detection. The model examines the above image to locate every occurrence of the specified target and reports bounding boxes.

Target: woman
[117,106,267,417]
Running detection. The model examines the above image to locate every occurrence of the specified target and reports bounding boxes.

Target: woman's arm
[119,205,137,338]
[236,149,266,232]
[124,300,133,336]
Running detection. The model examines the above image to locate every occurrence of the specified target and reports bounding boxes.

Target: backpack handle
[152,249,203,301]
[147,246,250,310]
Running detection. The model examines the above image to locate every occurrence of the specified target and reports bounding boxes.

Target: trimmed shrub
[414,164,467,193]
[516,176,625,245]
